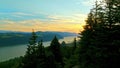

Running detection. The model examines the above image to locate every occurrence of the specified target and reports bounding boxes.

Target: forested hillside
[0,31,79,68]
[0,31,76,47]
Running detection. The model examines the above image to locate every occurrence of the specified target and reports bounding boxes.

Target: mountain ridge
[0,30,77,47]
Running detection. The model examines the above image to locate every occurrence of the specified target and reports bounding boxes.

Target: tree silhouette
[79,0,120,68]
[49,36,64,67]
[72,38,77,54]
[21,30,37,68]
[36,40,47,68]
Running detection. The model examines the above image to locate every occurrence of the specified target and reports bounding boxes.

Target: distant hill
[0,30,77,47]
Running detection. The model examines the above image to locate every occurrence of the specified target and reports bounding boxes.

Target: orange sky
[0,14,87,33]
[0,0,99,33]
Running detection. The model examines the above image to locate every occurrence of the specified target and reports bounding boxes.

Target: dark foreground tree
[49,36,64,67]
[21,30,37,68]
[79,0,120,68]
[46,50,57,68]
[36,40,47,68]
[72,38,77,54]
[21,31,47,68]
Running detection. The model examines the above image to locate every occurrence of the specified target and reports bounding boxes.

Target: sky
[0,0,99,33]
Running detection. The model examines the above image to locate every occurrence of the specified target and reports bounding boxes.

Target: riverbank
[0,36,77,62]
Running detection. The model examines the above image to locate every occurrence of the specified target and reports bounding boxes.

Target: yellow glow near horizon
[0,14,87,33]
[0,22,85,33]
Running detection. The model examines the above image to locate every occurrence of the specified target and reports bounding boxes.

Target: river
[0,36,77,62]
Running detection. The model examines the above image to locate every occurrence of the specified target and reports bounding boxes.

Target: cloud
[13,12,34,16]
[12,12,35,18]
[81,0,103,6]
[0,12,34,16]
[0,19,84,33]
[0,12,87,33]
[0,11,44,20]
[48,13,87,24]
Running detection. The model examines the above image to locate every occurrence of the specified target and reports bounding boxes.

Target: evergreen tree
[61,41,66,46]
[46,51,57,68]
[21,30,37,68]
[21,30,51,68]
[49,36,64,67]
[71,38,77,55]
[79,0,120,68]
[36,40,47,68]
